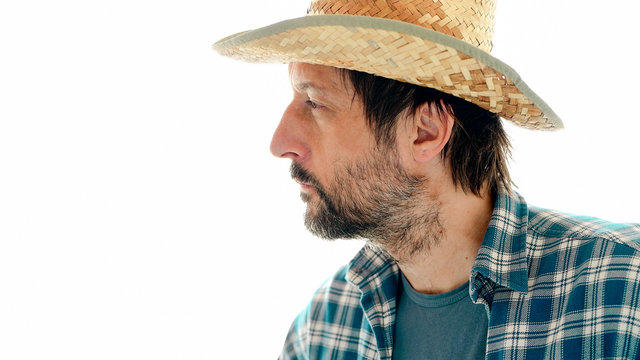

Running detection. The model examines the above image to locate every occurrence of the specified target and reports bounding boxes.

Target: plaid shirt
[280,191,640,359]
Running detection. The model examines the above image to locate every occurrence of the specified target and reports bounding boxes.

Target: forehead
[288,63,351,95]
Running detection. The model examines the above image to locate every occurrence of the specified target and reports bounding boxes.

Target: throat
[397,244,479,294]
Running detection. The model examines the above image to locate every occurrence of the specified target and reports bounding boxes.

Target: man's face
[270,63,441,255]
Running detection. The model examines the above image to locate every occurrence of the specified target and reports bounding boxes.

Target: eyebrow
[293,81,328,95]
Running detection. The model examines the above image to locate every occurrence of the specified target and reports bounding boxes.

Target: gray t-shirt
[393,273,488,359]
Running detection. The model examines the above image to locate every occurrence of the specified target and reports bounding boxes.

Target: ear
[411,100,455,163]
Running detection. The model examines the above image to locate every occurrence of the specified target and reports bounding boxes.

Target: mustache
[290,162,322,189]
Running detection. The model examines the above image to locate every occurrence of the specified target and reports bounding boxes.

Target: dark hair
[340,69,513,196]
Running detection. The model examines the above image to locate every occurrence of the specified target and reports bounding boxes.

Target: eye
[305,100,321,110]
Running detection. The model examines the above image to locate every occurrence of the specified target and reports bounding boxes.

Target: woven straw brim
[214,15,563,130]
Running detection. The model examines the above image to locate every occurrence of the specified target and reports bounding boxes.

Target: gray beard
[290,149,444,262]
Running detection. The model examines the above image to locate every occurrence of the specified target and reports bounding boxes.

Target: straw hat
[213,0,563,130]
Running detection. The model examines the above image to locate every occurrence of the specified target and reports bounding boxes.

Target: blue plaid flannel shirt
[280,191,640,359]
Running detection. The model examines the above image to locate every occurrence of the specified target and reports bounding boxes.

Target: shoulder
[280,264,368,359]
[280,265,360,358]
[280,245,397,359]
[519,207,640,356]
[306,264,364,318]
[525,206,640,305]
[528,206,640,252]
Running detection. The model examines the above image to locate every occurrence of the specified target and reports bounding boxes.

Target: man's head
[270,63,511,258]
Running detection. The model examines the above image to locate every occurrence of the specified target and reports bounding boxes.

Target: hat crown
[308,0,496,52]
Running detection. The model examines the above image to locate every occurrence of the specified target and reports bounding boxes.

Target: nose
[270,102,309,161]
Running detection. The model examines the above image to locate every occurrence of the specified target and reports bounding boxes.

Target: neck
[385,183,494,295]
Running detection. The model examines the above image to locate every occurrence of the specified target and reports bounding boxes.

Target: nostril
[280,151,302,161]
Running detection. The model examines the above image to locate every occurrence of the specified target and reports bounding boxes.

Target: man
[214,0,640,358]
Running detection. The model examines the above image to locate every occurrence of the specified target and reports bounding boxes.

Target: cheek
[313,152,338,189]
[312,112,375,184]
[326,125,376,159]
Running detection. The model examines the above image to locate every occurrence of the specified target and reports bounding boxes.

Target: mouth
[294,179,315,192]
[290,162,320,195]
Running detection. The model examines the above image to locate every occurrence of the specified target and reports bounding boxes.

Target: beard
[289,147,444,261]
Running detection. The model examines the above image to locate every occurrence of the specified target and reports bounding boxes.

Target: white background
[1,0,638,359]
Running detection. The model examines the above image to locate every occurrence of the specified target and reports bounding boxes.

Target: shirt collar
[471,189,530,294]
[346,243,399,291]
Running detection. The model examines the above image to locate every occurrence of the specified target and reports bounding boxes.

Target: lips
[294,179,315,192]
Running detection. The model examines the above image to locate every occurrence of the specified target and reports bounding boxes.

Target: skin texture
[270,63,494,294]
